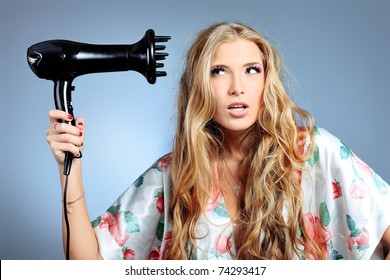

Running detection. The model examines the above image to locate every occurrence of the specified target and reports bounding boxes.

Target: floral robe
[92,127,390,260]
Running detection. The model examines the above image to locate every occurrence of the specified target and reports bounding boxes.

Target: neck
[221,129,246,161]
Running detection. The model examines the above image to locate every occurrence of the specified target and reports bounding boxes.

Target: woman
[47,22,390,260]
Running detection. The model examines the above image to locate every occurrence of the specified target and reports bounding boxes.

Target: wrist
[58,160,83,189]
[58,158,82,173]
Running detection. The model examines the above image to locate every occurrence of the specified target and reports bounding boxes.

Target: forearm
[59,160,101,259]
[381,226,390,260]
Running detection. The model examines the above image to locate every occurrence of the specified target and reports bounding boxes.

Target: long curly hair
[169,22,325,259]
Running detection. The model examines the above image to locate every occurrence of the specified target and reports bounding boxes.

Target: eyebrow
[210,62,263,68]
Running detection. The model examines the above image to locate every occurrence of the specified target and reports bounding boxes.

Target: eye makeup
[245,64,263,74]
[210,63,263,77]
[210,65,226,76]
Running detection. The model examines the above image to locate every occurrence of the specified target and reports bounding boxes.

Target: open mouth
[227,104,248,112]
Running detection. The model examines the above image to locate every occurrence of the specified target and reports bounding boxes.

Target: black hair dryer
[27,29,171,175]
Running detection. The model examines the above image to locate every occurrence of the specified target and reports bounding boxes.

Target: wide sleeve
[91,153,173,260]
[300,127,390,260]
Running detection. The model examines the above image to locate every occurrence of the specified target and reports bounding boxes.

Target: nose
[229,74,244,95]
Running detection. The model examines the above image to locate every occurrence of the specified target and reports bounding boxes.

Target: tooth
[155,45,166,51]
[155,36,171,42]
[156,71,167,77]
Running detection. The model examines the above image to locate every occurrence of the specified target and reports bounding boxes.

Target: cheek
[211,84,228,108]
[256,79,265,104]
[258,92,264,107]
[211,79,228,96]
[250,84,264,106]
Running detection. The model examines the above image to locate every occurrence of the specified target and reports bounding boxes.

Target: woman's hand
[46,110,84,166]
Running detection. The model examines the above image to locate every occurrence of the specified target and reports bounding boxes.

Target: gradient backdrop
[0,0,389,259]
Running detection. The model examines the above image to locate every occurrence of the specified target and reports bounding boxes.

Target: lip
[226,102,250,117]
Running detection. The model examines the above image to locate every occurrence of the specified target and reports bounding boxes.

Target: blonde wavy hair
[169,22,324,259]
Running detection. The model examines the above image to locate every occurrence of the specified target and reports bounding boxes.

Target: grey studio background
[0,0,389,260]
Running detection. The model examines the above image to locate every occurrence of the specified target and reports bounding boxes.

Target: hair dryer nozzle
[141,30,171,84]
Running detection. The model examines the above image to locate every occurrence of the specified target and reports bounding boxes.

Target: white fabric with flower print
[92,127,390,260]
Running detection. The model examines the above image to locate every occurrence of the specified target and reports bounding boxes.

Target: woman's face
[210,38,265,133]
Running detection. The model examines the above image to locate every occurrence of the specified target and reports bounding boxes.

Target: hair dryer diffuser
[27,29,171,175]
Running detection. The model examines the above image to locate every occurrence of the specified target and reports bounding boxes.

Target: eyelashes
[210,66,225,76]
[245,65,262,74]
[210,64,263,76]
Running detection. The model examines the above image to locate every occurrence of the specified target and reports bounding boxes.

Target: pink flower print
[349,180,369,200]
[348,227,369,248]
[214,234,232,255]
[99,212,114,229]
[303,213,332,259]
[355,227,369,246]
[160,231,172,259]
[156,193,164,214]
[157,154,172,172]
[148,249,160,260]
[332,179,342,199]
[123,248,136,260]
[348,227,370,256]
[354,155,374,179]
[205,186,222,211]
[100,212,130,247]
[148,231,172,260]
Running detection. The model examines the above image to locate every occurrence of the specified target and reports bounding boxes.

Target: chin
[223,124,256,134]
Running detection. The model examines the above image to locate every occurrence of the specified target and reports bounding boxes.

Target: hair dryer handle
[54,80,76,175]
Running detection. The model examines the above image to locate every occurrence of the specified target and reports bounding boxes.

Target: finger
[75,117,84,130]
[48,109,74,125]
[48,132,84,156]
[50,141,83,159]
[46,123,58,136]
[49,122,82,136]
[48,132,84,148]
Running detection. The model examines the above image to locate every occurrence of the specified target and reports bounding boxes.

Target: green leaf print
[296,223,302,239]
[307,145,319,167]
[155,191,164,198]
[346,215,356,232]
[214,203,229,218]
[122,211,140,233]
[346,215,362,237]
[156,222,164,242]
[374,173,389,195]
[91,216,102,228]
[313,126,320,135]
[340,144,353,160]
[350,228,362,238]
[330,249,344,260]
[357,244,370,251]
[209,248,222,259]
[134,176,144,188]
[319,202,330,227]
[152,165,162,172]
[107,204,121,215]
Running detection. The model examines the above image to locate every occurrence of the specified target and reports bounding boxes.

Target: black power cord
[63,174,70,260]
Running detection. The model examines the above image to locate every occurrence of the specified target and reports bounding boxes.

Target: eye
[245,65,262,74]
[210,66,226,76]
